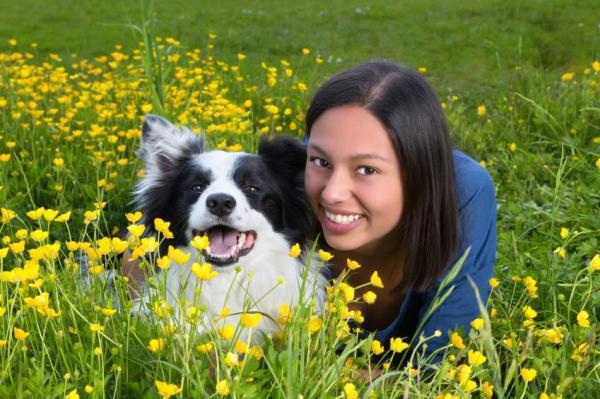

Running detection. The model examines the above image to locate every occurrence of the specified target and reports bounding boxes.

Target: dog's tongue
[208,227,238,255]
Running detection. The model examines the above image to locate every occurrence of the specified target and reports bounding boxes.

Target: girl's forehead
[308,107,397,160]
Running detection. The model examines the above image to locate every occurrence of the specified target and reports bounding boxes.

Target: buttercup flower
[520,367,537,382]
[370,271,384,288]
[318,249,333,262]
[155,380,182,398]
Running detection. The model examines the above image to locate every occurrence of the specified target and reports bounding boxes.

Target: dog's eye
[190,184,205,192]
[245,185,260,193]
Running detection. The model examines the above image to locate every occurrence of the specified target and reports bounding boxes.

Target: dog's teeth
[238,232,246,248]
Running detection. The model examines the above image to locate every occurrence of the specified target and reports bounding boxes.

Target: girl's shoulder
[452,150,495,211]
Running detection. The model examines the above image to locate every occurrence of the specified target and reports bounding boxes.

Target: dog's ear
[259,136,317,241]
[137,114,205,172]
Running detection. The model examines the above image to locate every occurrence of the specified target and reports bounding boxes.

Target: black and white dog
[133,115,325,337]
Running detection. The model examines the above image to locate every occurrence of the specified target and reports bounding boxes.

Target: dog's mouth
[192,226,256,266]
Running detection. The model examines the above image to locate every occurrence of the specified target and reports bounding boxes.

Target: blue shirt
[370,149,497,363]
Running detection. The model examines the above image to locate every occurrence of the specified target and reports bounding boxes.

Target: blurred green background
[1,0,599,96]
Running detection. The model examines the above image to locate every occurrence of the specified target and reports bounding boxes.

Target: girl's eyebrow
[308,142,391,163]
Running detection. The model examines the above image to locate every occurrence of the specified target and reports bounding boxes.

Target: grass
[1,0,599,95]
[0,1,599,398]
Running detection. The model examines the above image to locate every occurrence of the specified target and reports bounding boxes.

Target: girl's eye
[310,157,330,168]
[245,185,260,193]
[357,166,378,176]
[190,184,205,192]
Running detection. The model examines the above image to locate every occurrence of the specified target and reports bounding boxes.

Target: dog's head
[134,114,315,266]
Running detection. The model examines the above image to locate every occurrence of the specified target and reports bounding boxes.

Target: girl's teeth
[325,210,361,225]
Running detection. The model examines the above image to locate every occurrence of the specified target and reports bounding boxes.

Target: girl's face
[305,105,404,255]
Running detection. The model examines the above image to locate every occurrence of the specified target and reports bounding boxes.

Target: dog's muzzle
[192,226,256,266]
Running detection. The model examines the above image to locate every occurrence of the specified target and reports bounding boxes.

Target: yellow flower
[219,325,235,340]
[89,323,104,333]
[14,327,29,341]
[450,332,465,349]
[467,349,486,366]
[389,337,409,353]
[343,383,358,399]
[576,310,590,328]
[84,210,100,223]
[477,105,487,116]
[489,278,499,288]
[54,211,71,222]
[190,235,209,250]
[191,262,219,280]
[288,243,301,257]
[147,338,166,353]
[455,364,471,384]
[561,72,574,81]
[111,237,129,254]
[224,352,240,367]
[141,103,153,113]
[154,380,183,398]
[0,208,16,223]
[196,342,214,353]
[154,218,174,239]
[53,158,64,167]
[235,340,248,353]
[125,212,143,223]
[523,306,537,320]
[371,339,384,355]
[0,307,5,317]
[571,342,588,362]
[308,317,323,333]
[370,271,384,288]
[470,318,484,330]
[167,246,191,265]
[346,258,361,270]
[277,304,293,324]
[215,379,229,396]
[240,313,262,328]
[156,256,172,270]
[553,246,566,258]
[127,224,145,237]
[30,229,49,242]
[560,227,569,239]
[362,291,377,304]
[318,249,333,262]
[520,367,537,383]
[0,339,7,347]
[9,240,25,254]
[84,386,93,394]
[509,143,517,152]
[481,381,494,399]
[66,389,80,399]
[543,327,563,344]
[302,48,311,55]
[418,66,427,74]
[589,254,600,272]
[0,247,8,259]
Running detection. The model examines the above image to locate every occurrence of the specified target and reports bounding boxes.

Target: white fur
[134,115,326,341]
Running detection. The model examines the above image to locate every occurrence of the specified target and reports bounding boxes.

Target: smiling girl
[304,61,496,363]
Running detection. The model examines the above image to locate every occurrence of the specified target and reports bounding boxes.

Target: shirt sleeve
[415,158,497,361]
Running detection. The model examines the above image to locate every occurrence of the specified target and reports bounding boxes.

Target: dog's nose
[206,193,236,217]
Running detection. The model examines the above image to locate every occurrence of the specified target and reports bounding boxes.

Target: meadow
[0,1,599,398]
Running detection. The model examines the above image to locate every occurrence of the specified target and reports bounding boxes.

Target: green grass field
[0,1,599,398]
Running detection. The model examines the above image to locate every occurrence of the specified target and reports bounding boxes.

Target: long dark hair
[305,61,458,292]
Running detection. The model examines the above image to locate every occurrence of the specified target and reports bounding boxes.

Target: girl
[304,61,496,363]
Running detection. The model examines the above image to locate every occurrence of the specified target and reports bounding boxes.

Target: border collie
[132,114,325,338]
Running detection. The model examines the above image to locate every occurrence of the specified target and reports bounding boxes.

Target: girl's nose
[320,170,351,204]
